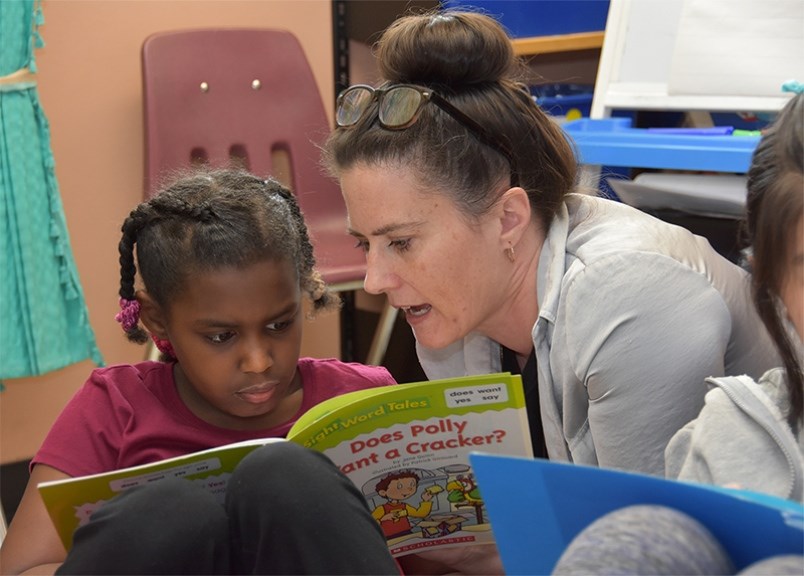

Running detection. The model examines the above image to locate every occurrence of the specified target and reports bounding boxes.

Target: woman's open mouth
[401,304,431,317]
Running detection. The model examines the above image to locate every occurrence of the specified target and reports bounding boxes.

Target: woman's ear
[498,187,532,246]
[136,290,168,338]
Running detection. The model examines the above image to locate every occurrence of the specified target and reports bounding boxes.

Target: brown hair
[375,470,420,493]
[323,10,578,230]
[745,93,804,425]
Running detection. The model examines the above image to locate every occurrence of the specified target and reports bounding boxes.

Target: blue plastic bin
[562,117,761,173]
[531,84,594,120]
[441,1,610,38]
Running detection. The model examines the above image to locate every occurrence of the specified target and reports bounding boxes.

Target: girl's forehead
[168,260,300,320]
[179,259,298,296]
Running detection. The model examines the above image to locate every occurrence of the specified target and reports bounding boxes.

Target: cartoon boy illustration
[372,470,433,539]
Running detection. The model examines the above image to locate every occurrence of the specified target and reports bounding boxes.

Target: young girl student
[553,91,804,576]
[0,168,401,575]
[666,91,804,502]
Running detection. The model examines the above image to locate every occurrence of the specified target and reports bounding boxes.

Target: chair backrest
[141,28,365,286]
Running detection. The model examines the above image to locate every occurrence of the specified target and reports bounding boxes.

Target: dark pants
[57,442,400,575]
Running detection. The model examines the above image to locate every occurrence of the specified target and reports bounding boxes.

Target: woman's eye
[207,332,235,344]
[354,239,369,252]
[389,238,411,252]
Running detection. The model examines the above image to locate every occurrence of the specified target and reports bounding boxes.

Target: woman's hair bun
[376,11,517,89]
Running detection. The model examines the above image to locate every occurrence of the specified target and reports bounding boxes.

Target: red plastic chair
[141,28,396,364]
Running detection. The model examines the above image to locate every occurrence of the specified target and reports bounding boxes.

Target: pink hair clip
[115,298,140,332]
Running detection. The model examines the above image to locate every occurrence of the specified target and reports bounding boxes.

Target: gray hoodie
[665,368,804,502]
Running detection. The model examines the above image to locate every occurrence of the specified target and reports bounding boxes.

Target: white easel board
[590,0,803,118]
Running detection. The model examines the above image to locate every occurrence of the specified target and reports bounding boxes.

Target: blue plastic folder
[469,453,804,575]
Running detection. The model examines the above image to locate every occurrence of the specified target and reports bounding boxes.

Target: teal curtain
[0,0,103,379]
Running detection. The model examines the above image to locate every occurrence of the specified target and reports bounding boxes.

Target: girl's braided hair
[117,167,340,344]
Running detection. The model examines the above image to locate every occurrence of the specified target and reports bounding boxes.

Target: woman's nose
[363,251,398,295]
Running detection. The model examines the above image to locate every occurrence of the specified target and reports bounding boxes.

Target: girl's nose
[240,338,273,374]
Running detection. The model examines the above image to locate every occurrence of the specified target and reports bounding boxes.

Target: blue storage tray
[562,118,761,173]
[441,1,610,38]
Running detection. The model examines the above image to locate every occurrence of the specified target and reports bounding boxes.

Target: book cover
[286,372,532,557]
[39,372,532,556]
[469,453,804,575]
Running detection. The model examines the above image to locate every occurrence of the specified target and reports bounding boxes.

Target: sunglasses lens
[379,86,425,127]
[337,87,375,127]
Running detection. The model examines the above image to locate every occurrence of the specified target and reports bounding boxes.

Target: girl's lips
[236,382,278,405]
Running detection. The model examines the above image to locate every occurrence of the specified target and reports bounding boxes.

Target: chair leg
[366,303,399,367]
[0,500,6,546]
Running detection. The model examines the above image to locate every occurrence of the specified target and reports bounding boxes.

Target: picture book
[469,453,804,575]
[39,372,532,556]
[285,372,532,558]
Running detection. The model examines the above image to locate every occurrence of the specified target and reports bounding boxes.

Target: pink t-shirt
[33,358,396,477]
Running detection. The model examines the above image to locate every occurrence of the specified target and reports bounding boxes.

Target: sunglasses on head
[336,83,519,187]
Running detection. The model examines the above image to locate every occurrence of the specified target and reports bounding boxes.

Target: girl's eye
[389,238,411,252]
[207,331,235,344]
[266,319,293,332]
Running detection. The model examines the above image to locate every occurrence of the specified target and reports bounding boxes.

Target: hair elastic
[781,79,804,94]
[150,334,176,358]
[115,298,140,332]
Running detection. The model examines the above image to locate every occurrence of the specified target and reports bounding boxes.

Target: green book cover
[39,372,532,557]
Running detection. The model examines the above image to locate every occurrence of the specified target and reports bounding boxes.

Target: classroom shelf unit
[512,31,604,56]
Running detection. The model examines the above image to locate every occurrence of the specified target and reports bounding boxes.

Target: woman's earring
[506,245,516,263]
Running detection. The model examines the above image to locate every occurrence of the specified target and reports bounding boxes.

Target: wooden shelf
[512,31,605,56]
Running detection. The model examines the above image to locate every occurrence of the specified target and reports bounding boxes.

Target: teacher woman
[324,10,777,478]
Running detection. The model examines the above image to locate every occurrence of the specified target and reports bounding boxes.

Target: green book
[39,372,532,557]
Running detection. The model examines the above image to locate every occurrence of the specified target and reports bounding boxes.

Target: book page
[668,0,804,98]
